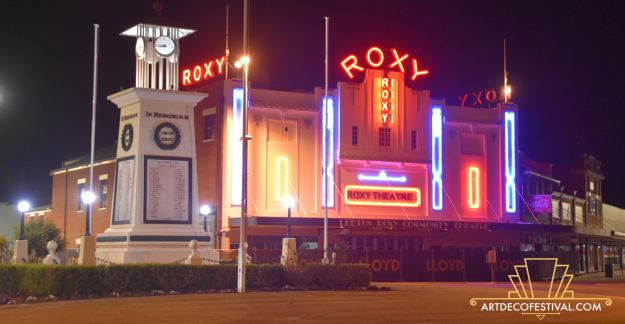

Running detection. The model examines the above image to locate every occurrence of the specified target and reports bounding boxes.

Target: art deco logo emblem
[154,122,181,150]
[121,124,134,151]
[469,258,612,320]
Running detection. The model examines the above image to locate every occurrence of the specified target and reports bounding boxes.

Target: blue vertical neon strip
[431,107,443,210]
[231,88,243,205]
[322,97,335,208]
[504,111,517,213]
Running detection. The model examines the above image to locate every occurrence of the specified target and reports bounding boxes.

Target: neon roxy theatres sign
[340,46,429,80]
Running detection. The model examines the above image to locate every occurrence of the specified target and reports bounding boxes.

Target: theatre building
[38,45,624,280]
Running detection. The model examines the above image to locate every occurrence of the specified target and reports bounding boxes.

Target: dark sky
[1,0,624,208]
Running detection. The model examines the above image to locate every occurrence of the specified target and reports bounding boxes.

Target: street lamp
[17,201,30,240]
[283,196,296,238]
[81,191,96,236]
[200,204,212,232]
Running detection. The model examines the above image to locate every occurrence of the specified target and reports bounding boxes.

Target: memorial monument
[95,23,215,264]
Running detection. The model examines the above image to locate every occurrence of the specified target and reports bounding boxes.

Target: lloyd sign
[344,185,421,207]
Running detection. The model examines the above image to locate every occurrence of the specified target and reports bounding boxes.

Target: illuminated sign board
[528,195,551,214]
[182,56,226,86]
[340,46,429,80]
[344,185,421,207]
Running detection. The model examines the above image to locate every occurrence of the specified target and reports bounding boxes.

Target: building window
[379,127,390,147]
[352,126,358,145]
[77,182,86,211]
[411,130,417,150]
[203,114,215,141]
[99,179,107,209]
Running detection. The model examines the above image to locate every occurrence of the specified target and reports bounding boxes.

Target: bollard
[185,240,202,265]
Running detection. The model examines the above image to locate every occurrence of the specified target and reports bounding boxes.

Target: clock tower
[95,24,216,264]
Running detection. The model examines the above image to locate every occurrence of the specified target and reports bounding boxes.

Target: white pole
[323,17,329,264]
[238,0,249,293]
[225,2,230,80]
[504,38,508,103]
[88,24,100,235]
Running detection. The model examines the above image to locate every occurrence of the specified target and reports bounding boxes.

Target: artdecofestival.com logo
[469,258,612,320]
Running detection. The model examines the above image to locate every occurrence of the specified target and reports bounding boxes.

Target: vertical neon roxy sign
[432,107,443,210]
[381,77,393,124]
[504,111,516,213]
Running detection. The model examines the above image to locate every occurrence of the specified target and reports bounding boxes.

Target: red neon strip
[468,167,480,209]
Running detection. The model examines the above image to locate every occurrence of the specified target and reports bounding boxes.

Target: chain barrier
[96,257,117,265]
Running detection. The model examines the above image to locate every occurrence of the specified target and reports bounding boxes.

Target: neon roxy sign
[182,56,226,86]
[340,46,429,80]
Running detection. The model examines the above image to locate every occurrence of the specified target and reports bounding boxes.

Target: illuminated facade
[36,45,624,278]
[189,48,522,253]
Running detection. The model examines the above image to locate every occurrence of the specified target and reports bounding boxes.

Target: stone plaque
[144,156,192,224]
[112,156,135,224]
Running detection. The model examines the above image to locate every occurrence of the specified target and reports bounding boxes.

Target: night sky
[1,1,624,208]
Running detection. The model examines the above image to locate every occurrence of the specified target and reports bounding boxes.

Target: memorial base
[96,232,218,264]
[12,240,28,264]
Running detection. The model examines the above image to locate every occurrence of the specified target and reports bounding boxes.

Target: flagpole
[323,16,329,264]
[88,23,100,235]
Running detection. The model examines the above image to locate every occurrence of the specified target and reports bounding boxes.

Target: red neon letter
[193,66,201,82]
[458,94,468,107]
[485,89,497,103]
[366,47,384,67]
[411,59,429,80]
[341,55,364,79]
[203,61,214,79]
[389,49,409,72]
[182,69,191,85]
[215,56,225,74]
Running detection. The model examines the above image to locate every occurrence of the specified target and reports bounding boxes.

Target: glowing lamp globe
[17,201,30,213]
[200,204,212,216]
[81,191,96,205]
[283,196,296,209]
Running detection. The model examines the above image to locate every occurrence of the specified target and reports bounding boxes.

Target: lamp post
[200,204,212,232]
[13,200,30,264]
[283,196,295,238]
[81,191,96,236]
[17,201,30,240]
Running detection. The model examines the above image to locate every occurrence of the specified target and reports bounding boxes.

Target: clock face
[155,36,176,57]
[135,37,145,58]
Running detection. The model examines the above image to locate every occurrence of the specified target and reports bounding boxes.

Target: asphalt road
[1,281,624,323]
